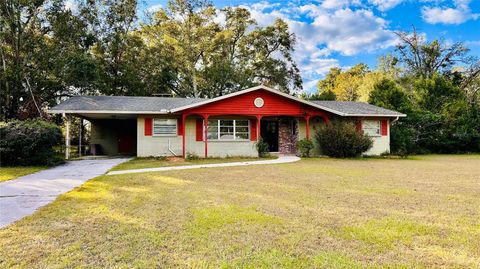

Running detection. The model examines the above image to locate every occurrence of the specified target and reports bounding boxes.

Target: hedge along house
[49,85,406,158]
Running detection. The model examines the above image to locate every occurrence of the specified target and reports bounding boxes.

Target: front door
[261,120,279,152]
[118,132,133,154]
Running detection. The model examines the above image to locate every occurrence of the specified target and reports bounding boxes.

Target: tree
[394,27,474,79]
[139,1,301,97]
[369,78,412,113]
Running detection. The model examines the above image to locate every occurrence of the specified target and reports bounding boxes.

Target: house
[49,85,406,158]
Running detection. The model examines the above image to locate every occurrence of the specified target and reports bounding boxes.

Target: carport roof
[49,96,206,114]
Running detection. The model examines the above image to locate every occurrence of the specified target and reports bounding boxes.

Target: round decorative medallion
[254,97,264,108]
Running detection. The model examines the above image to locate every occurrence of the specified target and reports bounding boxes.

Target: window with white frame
[207,119,249,140]
[153,119,177,135]
[362,120,381,136]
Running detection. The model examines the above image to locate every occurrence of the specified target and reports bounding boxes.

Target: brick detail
[278,118,298,154]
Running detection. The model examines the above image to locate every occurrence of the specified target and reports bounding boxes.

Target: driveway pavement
[0,158,129,228]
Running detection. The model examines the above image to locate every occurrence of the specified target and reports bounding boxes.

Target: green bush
[255,138,270,158]
[315,121,373,158]
[0,120,63,166]
[296,138,314,157]
[186,152,200,160]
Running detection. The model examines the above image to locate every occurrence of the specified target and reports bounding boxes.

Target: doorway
[260,120,279,152]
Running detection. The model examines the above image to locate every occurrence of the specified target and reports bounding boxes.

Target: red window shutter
[250,119,257,141]
[355,121,362,132]
[177,118,183,135]
[196,119,203,141]
[144,118,152,136]
[381,120,388,136]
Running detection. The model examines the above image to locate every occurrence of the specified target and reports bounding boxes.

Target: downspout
[168,139,177,157]
[391,116,400,124]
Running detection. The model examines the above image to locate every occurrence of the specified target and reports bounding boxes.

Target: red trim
[381,120,388,136]
[356,121,362,132]
[177,118,183,135]
[196,119,203,141]
[250,119,257,141]
[305,116,311,139]
[144,118,152,136]
[203,115,209,158]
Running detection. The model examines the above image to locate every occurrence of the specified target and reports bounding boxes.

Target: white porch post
[64,113,70,160]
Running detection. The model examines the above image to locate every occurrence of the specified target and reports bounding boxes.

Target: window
[207,119,249,140]
[153,119,177,135]
[362,120,381,136]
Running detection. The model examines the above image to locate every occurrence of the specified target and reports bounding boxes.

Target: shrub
[296,138,314,157]
[0,120,63,166]
[186,152,200,160]
[255,138,270,158]
[315,121,373,158]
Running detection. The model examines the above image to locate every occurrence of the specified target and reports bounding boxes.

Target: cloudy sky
[142,0,480,92]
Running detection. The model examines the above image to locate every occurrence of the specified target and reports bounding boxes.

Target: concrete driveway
[0,158,129,228]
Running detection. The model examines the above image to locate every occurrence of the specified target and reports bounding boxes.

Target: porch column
[182,113,187,158]
[256,115,262,141]
[78,118,82,157]
[304,115,311,139]
[63,113,70,160]
[203,114,209,158]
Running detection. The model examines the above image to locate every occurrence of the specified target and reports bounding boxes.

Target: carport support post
[78,118,82,157]
[63,113,70,160]
[182,113,187,158]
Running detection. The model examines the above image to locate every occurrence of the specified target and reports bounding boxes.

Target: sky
[141,0,480,93]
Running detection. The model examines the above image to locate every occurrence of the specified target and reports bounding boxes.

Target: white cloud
[147,4,163,13]
[241,2,397,92]
[65,0,78,12]
[421,0,479,24]
[368,0,404,11]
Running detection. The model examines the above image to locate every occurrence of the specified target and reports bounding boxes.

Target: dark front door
[118,132,133,154]
[261,120,279,152]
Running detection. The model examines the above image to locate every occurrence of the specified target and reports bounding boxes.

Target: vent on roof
[152,93,173,97]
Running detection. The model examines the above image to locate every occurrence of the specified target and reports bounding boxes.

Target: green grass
[1,155,480,268]
[0,166,46,182]
[110,156,276,171]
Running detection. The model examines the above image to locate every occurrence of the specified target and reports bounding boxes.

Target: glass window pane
[207,132,217,140]
[220,126,234,133]
[235,120,249,127]
[208,120,218,126]
[235,133,249,140]
[153,119,177,134]
[220,120,234,126]
[236,126,248,133]
[220,133,235,140]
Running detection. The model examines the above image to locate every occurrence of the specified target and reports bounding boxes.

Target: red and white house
[49,85,406,157]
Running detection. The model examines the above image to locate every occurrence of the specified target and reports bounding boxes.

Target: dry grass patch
[1,155,479,268]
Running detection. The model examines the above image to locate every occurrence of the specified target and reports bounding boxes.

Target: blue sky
[141,0,480,92]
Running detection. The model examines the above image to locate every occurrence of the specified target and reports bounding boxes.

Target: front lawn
[110,156,275,171]
[0,166,46,182]
[1,155,479,268]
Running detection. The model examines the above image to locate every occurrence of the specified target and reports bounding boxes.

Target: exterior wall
[91,120,119,155]
[137,116,182,157]
[364,119,390,156]
[185,116,258,158]
[90,119,137,156]
[138,115,257,158]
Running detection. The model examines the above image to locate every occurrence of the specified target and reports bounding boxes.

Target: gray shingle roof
[310,101,405,116]
[49,96,206,113]
[49,94,405,117]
